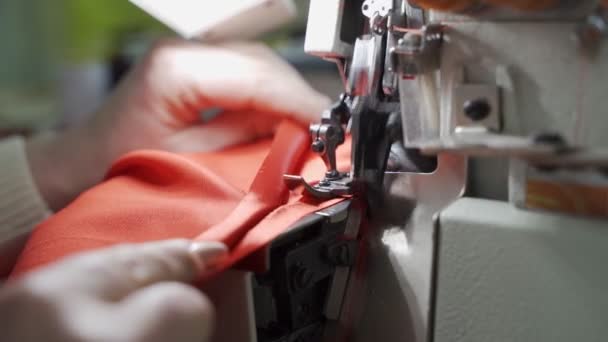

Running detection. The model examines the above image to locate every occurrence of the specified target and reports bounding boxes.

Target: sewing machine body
[294,1,608,341]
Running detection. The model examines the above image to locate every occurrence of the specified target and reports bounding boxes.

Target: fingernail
[189,242,228,271]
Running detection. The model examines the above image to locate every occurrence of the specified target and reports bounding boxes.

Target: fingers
[165,110,279,152]
[212,43,332,123]
[145,39,331,125]
[115,282,215,342]
[10,241,224,342]
[24,240,227,300]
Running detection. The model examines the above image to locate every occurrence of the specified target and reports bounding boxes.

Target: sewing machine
[132,0,608,341]
[288,1,608,341]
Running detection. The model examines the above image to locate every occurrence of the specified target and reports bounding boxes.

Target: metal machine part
[577,3,608,57]
[348,35,385,97]
[285,96,353,199]
[250,200,362,342]
[423,2,608,159]
[289,3,463,342]
[304,0,365,59]
[291,0,407,203]
[310,96,350,180]
[202,271,258,342]
[353,154,467,342]
[203,202,361,342]
[390,24,443,78]
[300,0,608,341]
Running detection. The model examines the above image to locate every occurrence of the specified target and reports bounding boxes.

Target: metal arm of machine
[310,94,351,181]
[286,0,405,204]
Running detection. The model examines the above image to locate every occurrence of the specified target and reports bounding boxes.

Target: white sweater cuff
[0,136,50,240]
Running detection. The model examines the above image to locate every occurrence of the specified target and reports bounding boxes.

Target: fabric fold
[10,120,352,278]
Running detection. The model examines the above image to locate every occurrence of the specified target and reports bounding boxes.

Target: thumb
[116,282,215,342]
[94,240,228,300]
[29,240,228,300]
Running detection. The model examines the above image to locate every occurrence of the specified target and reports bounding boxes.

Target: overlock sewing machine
[132,1,608,341]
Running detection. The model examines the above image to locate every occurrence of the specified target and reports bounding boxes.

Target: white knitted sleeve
[0,136,51,274]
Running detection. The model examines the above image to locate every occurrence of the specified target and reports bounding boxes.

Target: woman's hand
[26,39,330,211]
[0,240,226,342]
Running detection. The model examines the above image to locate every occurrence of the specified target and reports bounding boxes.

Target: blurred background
[0,0,342,138]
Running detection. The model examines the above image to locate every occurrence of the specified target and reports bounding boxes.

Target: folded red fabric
[10,120,351,278]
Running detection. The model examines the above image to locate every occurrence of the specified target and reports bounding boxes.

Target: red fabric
[10,120,351,278]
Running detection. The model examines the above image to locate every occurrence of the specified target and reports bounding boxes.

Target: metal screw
[297,303,312,322]
[583,15,606,37]
[319,180,331,187]
[327,243,353,267]
[577,10,607,56]
[532,132,567,148]
[463,98,492,121]
[311,140,325,153]
[325,126,336,139]
[531,132,568,173]
[290,263,314,291]
[400,33,422,49]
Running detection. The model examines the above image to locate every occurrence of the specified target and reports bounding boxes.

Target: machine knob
[463,98,492,121]
[312,140,326,153]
